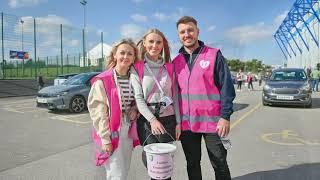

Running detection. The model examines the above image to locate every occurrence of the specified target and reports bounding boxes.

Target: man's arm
[214,51,236,121]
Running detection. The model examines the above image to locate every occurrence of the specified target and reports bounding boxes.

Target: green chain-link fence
[1,12,107,79]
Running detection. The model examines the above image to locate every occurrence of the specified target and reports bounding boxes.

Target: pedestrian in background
[88,39,140,180]
[37,72,45,90]
[310,66,320,92]
[236,69,244,91]
[258,72,263,86]
[173,16,235,180]
[247,72,254,91]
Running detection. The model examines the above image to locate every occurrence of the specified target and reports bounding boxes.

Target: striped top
[117,74,135,112]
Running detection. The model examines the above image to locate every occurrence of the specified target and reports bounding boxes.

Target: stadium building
[274,0,319,68]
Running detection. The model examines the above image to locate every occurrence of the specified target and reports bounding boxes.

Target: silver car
[262,68,312,108]
[54,73,78,86]
[36,72,100,112]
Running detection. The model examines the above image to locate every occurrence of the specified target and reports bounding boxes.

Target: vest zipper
[187,47,203,123]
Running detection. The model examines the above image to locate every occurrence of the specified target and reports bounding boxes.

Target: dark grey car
[36,72,100,112]
[262,68,312,108]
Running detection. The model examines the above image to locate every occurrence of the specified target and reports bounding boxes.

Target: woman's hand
[102,143,113,153]
[175,124,181,140]
[150,119,166,135]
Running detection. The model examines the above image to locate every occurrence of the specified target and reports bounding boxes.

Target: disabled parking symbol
[261,130,320,146]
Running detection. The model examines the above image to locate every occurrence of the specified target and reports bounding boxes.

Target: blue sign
[9,50,29,59]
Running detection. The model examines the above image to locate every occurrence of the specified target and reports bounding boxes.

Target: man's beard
[184,40,197,49]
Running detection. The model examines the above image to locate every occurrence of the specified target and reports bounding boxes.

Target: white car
[54,73,78,86]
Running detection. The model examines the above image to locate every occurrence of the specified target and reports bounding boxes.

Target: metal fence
[0,12,107,79]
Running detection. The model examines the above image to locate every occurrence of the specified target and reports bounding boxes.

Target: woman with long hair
[131,29,181,180]
[88,38,140,180]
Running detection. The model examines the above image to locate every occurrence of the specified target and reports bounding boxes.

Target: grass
[2,66,102,79]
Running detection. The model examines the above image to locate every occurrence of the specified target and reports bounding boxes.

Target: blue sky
[0,0,295,65]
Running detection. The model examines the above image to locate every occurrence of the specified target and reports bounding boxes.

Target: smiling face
[143,32,164,61]
[113,43,135,71]
[177,22,199,49]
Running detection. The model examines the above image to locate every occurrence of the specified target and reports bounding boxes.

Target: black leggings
[237,80,242,89]
[137,115,176,180]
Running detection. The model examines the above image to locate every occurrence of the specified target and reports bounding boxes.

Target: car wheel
[69,95,86,113]
[262,100,267,106]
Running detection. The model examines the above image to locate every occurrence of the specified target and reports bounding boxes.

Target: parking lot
[1,84,320,180]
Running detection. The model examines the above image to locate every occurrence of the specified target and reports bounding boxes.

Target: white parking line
[50,114,91,124]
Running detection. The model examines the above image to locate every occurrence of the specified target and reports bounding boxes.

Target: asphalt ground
[0,82,320,180]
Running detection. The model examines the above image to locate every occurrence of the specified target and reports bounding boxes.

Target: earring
[161,47,165,60]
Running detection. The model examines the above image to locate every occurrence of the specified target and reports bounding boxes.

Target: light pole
[80,0,87,67]
[20,19,24,76]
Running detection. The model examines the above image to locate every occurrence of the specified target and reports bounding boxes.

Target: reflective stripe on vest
[180,94,220,101]
[173,46,221,133]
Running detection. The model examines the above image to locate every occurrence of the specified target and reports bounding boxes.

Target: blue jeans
[312,79,319,92]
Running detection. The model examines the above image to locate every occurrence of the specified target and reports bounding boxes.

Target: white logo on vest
[199,60,210,69]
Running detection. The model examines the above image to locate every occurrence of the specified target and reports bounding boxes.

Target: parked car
[262,68,312,108]
[37,72,100,112]
[54,73,78,85]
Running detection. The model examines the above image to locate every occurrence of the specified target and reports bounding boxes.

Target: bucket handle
[142,126,175,146]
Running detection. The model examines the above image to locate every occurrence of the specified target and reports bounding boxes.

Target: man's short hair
[176,16,197,28]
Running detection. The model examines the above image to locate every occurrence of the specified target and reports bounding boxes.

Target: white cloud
[15,15,72,36]
[225,22,273,45]
[9,0,47,8]
[274,10,289,27]
[153,12,171,22]
[67,39,80,47]
[11,15,77,57]
[153,7,187,22]
[207,25,216,32]
[131,14,148,23]
[120,24,145,41]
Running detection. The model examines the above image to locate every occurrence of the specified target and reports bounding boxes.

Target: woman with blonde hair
[88,38,140,180]
[131,29,181,180]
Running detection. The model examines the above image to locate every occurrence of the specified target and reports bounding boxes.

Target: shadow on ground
[233,162,320,180]
[233,103,249,112]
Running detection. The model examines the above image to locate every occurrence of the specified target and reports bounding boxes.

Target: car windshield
[63,73,93,85]
[270,70,307,81]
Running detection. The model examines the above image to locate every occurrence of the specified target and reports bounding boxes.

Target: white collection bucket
[144,143,177,179]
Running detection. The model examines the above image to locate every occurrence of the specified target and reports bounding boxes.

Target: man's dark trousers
[180,130,231,180]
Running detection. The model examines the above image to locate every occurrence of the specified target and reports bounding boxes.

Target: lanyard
[113,69,132,114]
[144,62,165,95]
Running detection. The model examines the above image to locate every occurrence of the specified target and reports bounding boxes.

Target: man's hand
[102,143,113,153]
[175,124,181,140]
[150,119,166,135]
[216,118,230,137]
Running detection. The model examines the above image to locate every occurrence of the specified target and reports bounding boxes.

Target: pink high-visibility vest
[133,60,174,95]
[173,46,221,133]
[91,69,140,166]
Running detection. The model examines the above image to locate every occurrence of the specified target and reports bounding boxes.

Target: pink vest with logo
[91,69,140,166]
[173,46,221,133]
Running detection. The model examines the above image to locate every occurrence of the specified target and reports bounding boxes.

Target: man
[172,16,235,180]
[310,66,320,92]
[37,72,45,90]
